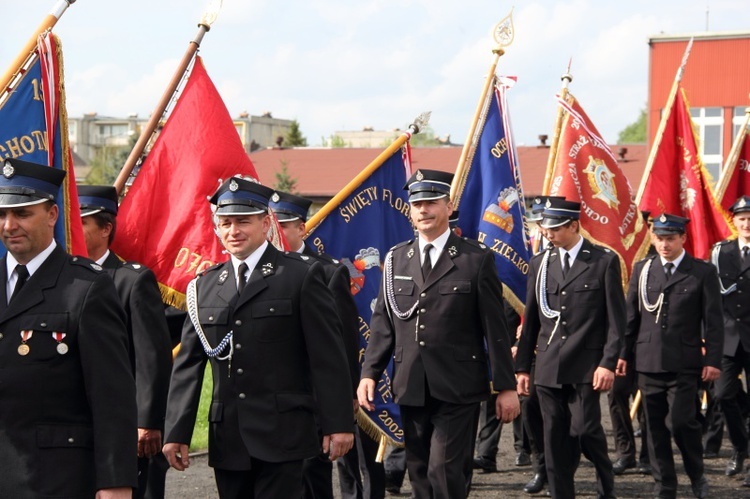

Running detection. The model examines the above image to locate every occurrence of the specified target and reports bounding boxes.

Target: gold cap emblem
[2,164,14,178]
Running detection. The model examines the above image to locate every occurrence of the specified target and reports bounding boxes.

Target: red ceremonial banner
[719,133,750,211]
[111,57,260,308]
[639,87,734,259]
[548,92,650,285]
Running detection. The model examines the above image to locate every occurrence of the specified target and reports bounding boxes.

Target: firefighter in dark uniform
[0,158,137,497]
[269,191,377,499]
[516,198,624,499]
[162,177,354,499]
[711,196,750,484]
[357,169,519,499]
[625,213,723,499]
[78,185,172,498]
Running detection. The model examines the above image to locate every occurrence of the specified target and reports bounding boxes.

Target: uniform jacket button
[235,320,242,326]
[269,308,275,313]
[236,343,242,349]
[561,305,566,310]
[208,316,214,321]
[239,393,246,399]
[561,291,567,295]
[420,308,426,313]
[237,368,244,375]
[419,341,425,346]
[68,437,75,444]
[561,321,567,325]
[419,324,425,330]
[420,292,426,297]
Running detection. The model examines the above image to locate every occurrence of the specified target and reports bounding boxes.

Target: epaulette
[70,256,104,273]
[389,239,414,252]
[283,251,315,265]
[119,261,148,273]
[590,244,612,253]
[461,237,489,251]
[713,238,735,249]
[198,261,224,276]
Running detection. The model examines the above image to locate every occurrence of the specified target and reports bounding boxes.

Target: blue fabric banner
[455,78,530,314]
[307,147,413,444]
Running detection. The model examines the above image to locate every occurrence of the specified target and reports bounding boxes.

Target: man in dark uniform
[711,196,750,482]
[269,191,377,499]
[358,169,520,499]
[163,177,354,498]
[78,185,173,498]
[0,158,137,497]
[625,213,723,499]
[516,198,624,499]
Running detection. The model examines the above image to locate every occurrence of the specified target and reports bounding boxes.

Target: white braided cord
[536,250,561,345]
[186,276,234,359]
[383,250,419,321]
[638,259,664,323]
[711,244,736,295]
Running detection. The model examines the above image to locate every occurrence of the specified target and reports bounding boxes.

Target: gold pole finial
[199,0,223,30]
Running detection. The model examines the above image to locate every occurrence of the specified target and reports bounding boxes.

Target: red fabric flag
[111,57,261,309]
[719,132,750,211]
[548,92,650,284]
[639,87,734,259]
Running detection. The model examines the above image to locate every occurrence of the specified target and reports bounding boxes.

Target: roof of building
[249,143,648,199]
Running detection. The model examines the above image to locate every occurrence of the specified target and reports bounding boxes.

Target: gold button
[472,355,477,359]
[208,316,214,321]
[270,308,275,313]
[561,305,566,310]
[562,321,567,325]
[561,291,567,295]
[419,341,425,346]
[419,324,425,330]
[420,293,426,297]
[420,308,426,313]
[453,287,458,291]
[235,320,242,326]
[237,368,244,375]
[40,322,47,328]
[398,288,402,292]
[68,438,75,443]
[239,393,246,399]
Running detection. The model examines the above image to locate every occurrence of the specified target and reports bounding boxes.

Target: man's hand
[357,378,376,411]
[95,488,132,499]
[138,428,162,458]
[163,442,190,471]
[592,366,615,391]
[322,432,354,461]
[516,372,530,396]
[615,359,627,377]
[511,346,518,361]
[495,390,521,423]
[702,366,720,382]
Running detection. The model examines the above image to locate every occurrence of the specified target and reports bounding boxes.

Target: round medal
[18,344,30,356]
[56,343,69,355]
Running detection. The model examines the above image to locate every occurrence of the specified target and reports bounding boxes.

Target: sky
[3,0,748,147]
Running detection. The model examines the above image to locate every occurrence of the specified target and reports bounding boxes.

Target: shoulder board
[461,237,488,251]
[590,244,611,253]
[120,261,149,272]
[199,261,224,276]
[389,239,414,252]
[70,256,104,273]
[714,238,736,248]
[283,251,315,264]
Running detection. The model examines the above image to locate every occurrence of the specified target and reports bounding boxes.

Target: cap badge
[659,214,667,223]
[229,179,239,192]
[2,164,14,178]
[416,170,424,181]
[740,198,747,208]
[545,199,552,208]
[271,192,280,202]
[534,197,542,204]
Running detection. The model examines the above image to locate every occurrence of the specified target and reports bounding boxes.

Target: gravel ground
[165,398,750,498]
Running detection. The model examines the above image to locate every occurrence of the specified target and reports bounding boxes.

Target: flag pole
[450,8,515,203]
[113,0,223,194]
[715,100,750,202]
[635,38,694,205]
[0,0,76,101]
[540,60,573,196]
[304,111,431,235]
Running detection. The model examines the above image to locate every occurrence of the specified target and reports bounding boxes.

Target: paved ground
[165,398,750,498]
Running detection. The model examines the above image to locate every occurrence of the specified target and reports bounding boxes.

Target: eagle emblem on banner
[583,156,619,209]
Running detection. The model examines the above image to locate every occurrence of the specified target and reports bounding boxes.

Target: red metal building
[648,31,750,182]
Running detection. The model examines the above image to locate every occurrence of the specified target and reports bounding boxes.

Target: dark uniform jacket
[625,253,723,373]
[164,244,353,468]
[361,232,516,406]
[516,238,625,387]
[712,239,750,357]
[0,245,137,497]
[303,245,360,395]
[102,251,172,429]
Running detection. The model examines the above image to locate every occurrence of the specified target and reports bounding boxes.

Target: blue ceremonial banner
[455,77,530,314]
[306,146,413,445]
[0,33,85,256]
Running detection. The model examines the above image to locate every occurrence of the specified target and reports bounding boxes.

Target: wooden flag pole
[450,9,514,204]
[0,0,76,101]
[540,61,573,197]
[635,38,694,206]
[113,0,223,194]
[715,101,750,202]
[303,111,431,236]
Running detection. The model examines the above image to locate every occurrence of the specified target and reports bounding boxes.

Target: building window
[734,106,750,140]
[689,107,723,183]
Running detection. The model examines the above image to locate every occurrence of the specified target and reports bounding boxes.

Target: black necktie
[237,262,248,295]
[422,244,433,280]
[664,262,674,279]
[10,264,29,303]
[562,252,571,277]
[743,246,749,262]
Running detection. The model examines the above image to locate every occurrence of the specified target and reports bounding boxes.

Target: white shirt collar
[738,239,750,253]
[231,240,269,284]
[660,249,686,269]
[293,242,305,254]
[6,239,57,281]
[419,228,451,264]
[559,234,584,264]
[95,249,111,266]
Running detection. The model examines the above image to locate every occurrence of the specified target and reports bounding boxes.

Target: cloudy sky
[3,0,748,147]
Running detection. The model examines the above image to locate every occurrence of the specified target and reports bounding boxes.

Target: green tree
[329,135,346,148]
[617,108,647,144]
[284,120,308,147]
[409,125,442,147]
[274,160,297,193]
[85,135,138,185]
